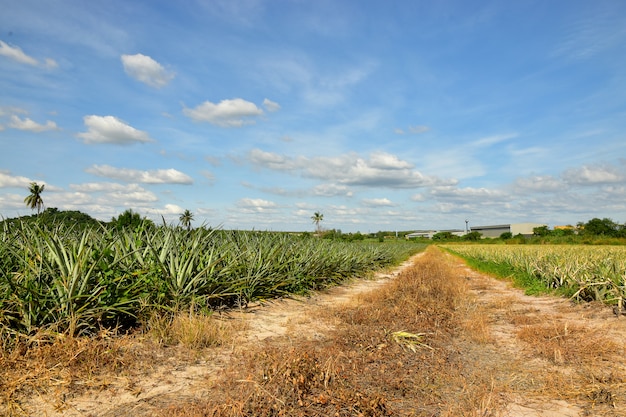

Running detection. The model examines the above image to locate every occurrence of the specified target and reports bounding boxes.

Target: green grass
[443,248,555,296]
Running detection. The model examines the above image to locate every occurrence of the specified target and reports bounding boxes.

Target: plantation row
[0,222,422,340]
[443,244,626,308]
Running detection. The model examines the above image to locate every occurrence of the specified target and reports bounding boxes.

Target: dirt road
[14,247,626,416]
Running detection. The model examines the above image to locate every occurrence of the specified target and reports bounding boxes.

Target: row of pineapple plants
[0,221,421,341]
[443,244,626,308]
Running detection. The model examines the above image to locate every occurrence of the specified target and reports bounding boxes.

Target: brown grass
[147,310,247,349]
[516,321,621,365]
[3,246,626,416]
[0,330,151,415]
[160,246,508,416]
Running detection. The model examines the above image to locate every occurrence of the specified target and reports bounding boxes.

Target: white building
[469,223,547,238]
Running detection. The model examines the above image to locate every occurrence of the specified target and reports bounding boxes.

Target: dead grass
[147,310,247,349]
[4,246,626,416]
[159,246,510,416]
[0,330,151,416]
[516,321,621,365]
[0,311,247,416]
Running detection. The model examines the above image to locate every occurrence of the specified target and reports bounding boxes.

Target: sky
[1,0,625,233]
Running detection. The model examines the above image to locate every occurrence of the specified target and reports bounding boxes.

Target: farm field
[0,222,421,343]
[2,246,625,416]
[441,244,626,310]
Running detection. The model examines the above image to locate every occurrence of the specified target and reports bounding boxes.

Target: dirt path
[451,254,626,416]
[17,250,626,416]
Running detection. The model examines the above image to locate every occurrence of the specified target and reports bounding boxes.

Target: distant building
[405,229,465,239]
[469,223,547,238]
[405,222,547,239]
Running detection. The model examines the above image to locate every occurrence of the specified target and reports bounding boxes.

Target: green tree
[179,209,194,231]
[24,182,45,215]
[311,211,324,233]
[533,225,550,237]
[462,231,482,241]
[111,209,145,230]
[432,231,456,241]
[583,218,619,236]
[499,231,513,240]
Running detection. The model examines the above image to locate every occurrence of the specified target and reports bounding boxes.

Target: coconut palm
[24,182,45,215]
[311,211,324,233]
[179,209,194,231]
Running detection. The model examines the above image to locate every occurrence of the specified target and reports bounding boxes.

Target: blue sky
[1,0,625,233]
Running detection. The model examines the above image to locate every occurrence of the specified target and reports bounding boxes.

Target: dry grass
[0,311,246,416]
[160,246,509,416]
[4,246,626,416]
[0,330,152,416]
[147,310,247,349]
[516,321,621,365]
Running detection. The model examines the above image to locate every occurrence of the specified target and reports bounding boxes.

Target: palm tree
[311,211,324,234]
[179,209,194,231]
[24,182,45,215]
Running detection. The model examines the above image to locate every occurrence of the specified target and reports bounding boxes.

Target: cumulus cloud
[121,53,174,88]
[362,198,394,207]
[66,183,159,209]
[85,165,193,184]
[563,165,624,185]
[237,198,278,213]
[430,186,510,203]
[77,115,153,145]
[183,98,264,127]
[312,184,353,197]
[515,175,564,192]
[144,203,185,216]
[9,115,58,132]
[0,40,57,68]
[262,98,280,112]
[248,149,456,189]
[0,171,38,188]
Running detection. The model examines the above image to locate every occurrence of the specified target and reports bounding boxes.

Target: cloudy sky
[1,0,625,232]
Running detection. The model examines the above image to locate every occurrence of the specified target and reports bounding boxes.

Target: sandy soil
[20,251,626,416]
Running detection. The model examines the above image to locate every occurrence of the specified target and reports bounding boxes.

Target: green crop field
[0,221,423,342]
[443,244,626,309]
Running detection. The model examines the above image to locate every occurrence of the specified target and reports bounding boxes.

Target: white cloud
[0,171,39,188]
[85,165,193,184]
[563,165,624,185]
[237,198,278,213]
[0,40,57,68]
[515,175,564,192]
[66,183,158,206]
[121,53,174,88]
[430,186,510,203]
[144,203,185,216]
[183,98,264,127]
[262,98,280,112]
[312,183,353,197]
[9,115,58,132]
[362,198,394,207]
[77,115,153,145]
[248,149,455,189]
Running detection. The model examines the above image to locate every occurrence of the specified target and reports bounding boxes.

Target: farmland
[442,244,626,310]
[0,220,422,343]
